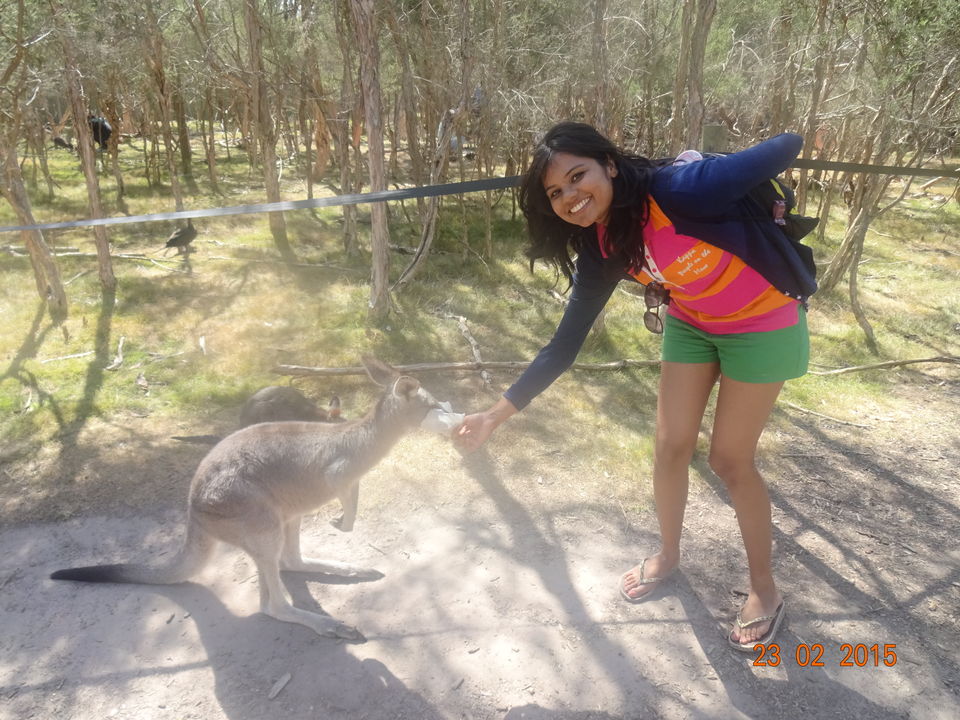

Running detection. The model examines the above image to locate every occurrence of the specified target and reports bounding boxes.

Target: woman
[454,122,816,651]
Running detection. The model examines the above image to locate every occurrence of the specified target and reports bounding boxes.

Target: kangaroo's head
[362,356,441,427]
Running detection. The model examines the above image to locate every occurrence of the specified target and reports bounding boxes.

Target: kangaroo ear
[393,376,421,399]
[361,356,398,387]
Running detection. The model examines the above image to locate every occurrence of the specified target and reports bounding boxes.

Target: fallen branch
[274,358,660,377]
[105,336,125,371]
[441,313,492,389]
[781,401,871,427]
[808,355,960,376]
[4,247,163,262]
[276,355,959,380]
[3,245,79,254]
[40,350,94,364]
[207,255,363,271]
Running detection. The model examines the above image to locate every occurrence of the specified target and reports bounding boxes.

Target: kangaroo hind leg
[280,516,383,580]
[242,523,363,640]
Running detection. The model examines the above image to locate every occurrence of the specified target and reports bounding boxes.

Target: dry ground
[1,366,959,720]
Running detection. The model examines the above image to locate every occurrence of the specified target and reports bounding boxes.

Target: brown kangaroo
[51,357,442,640]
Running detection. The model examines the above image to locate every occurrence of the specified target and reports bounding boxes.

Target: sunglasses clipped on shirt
[644,282,670,334]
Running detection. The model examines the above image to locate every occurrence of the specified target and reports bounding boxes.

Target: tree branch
[274,359,661,377]
[274,356,960,379]
[809,356,960,376]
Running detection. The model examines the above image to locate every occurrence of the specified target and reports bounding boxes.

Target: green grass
[1,137,958,501]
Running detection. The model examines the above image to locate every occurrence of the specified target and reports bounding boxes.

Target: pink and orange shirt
[599,198,800,334]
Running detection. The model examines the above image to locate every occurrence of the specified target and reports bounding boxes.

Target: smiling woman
[542,153,618,227]
[454,121,815,653]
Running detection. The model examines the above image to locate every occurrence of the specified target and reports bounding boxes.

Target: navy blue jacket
[504,133,815,410]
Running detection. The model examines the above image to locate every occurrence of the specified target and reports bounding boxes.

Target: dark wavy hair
[518,122,657,282]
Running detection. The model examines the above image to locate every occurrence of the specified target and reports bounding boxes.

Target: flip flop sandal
[728,600,786,652]
[619,558,675,604]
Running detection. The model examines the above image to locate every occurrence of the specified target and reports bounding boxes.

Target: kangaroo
[172,387,343,445]
[51,357,442,640]
[239,386,342,427]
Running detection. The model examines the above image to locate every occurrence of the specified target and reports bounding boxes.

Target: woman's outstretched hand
[453,397,518,454]
[454,412,498,453]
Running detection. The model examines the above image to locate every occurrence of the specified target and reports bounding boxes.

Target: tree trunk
[174,76,193,175]
[53,0,115,290]
[393,107,462,290]
[144,4,185,211]
[384,3,426,195]
[797,0,831,214]
[667,0,694,153]
[350,0,391,321]
[244,0,294,261]
[684,0,717,150]
[1,145,68,323]
[203,87,221,192]
[101,93,127,210]
[847,222,878,355]
[589,0,609,130]
[767,3,792,136]
[333,0,359,256]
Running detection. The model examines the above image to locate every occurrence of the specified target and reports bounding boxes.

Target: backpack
[662,150,821,289]
[668,150,820,243]
[750,176,820,243]
[743,176,819,280]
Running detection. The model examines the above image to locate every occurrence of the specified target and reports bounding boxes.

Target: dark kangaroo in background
[51,358,442,640]
[171,386,343,445]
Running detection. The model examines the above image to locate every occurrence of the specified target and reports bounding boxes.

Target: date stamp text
[752,643,898,668]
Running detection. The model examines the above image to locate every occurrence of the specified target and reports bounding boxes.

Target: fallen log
[808,355,960,376]
[275,355,960,378]
[274,359,661,377]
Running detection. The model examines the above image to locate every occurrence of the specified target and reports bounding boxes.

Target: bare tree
[50,0,115,291]
[350,0,391,320]
[142,2,185,212]
[332,0,360,256]
[0,1,67,321]
[683,0,716,150]
[244,0,294,261]
[667,0,716,152]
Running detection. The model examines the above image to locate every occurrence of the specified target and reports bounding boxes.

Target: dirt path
[2,377,958,720]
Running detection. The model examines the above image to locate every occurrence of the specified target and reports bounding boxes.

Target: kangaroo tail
[50,518,215,585]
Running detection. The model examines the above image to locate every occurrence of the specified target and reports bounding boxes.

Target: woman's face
[542,152,617,227]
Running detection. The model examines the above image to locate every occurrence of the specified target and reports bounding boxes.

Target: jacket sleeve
[503,252,618,410]
[657,133,804,217]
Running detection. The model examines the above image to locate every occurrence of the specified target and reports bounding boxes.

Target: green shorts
[661,306,809,383]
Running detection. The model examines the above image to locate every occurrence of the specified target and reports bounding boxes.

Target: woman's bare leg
[709,376,785,643]
[622,361,719,599]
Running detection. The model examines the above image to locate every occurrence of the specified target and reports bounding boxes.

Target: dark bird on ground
[165,218,197,254]
[52,136,74,151]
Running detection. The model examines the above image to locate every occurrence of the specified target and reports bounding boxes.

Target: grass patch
[2,137,958,512]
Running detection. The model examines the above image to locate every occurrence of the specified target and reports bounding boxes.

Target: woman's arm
[658,132,803,216]
[454,252,618,453]
[503,258,618,410]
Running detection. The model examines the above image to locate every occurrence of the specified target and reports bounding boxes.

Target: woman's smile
[543,152,617,227]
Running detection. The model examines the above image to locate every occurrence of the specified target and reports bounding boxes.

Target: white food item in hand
[420,401,465,435]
